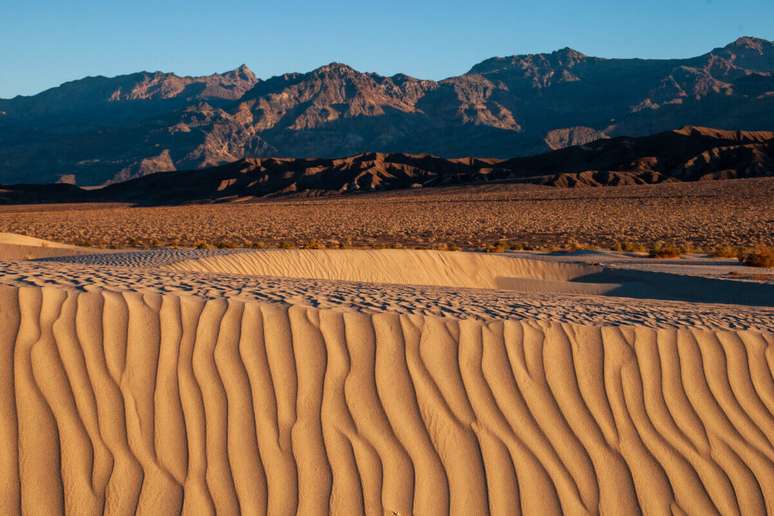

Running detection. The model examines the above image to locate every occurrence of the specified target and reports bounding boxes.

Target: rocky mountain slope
[2,126,772,204]
[0,37,772,185]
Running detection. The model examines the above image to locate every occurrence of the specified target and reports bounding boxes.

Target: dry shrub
[622,241,647,253]
[485,241,508,253]
[738,245,774,268]
[304,239,326,249]
[649,241,682,258]
[215,240,240,249]
[711,245,739,258]
[564,239,589,251]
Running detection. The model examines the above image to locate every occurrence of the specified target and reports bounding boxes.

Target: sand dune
[163,248,774,306]
[165,248,610,293]
[0,241,772,514]
[0,283,772,515]
[0,232,98,260]
[2,259,771,329]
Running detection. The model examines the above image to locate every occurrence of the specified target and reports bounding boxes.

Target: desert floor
[1,178,772,251]
[0,230,771,515]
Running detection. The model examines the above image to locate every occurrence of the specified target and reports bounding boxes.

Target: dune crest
[163,248,774,306]
[1,284,771,515]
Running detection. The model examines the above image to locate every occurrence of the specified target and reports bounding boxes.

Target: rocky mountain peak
[227,64,257,82]
[314,62,359,76]
[552,47,587,61]
[727,36,771,53]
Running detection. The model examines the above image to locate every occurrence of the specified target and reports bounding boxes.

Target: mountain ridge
[2,125,772,205]
[0,37,772,185]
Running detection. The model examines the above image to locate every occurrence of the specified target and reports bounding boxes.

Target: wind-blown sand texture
[0,244,771,515]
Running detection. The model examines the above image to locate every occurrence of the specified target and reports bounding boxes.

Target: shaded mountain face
[2,126,772,204]
[0,37,773,185]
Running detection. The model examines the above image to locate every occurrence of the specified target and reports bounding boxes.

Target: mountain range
[1,36,773,185]
[2,126,772,204]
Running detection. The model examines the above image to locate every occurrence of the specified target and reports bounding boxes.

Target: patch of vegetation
[564,239,590,251]
[485,241,509,253]
[304,239,326,249]
[620,241,648,253]
[711,245,740,258]
[648,241,682,259]
[738,245,774,268]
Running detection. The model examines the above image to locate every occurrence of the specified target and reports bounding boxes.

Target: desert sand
[0,232,102,260]
[0,241,771,515]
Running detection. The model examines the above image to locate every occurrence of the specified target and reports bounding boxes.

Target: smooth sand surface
[0,232,100,260]
[0,240,771,515]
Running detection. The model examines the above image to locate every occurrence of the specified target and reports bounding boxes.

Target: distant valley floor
[0,178,771,252]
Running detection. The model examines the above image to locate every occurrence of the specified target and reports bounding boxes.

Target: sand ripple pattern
[1,260,772,330]
[0,284,772,515]
[39,248,250,268]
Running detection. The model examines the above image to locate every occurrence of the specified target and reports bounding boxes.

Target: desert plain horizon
[0,7,773,514]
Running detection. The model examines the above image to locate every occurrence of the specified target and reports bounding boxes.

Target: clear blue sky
[1,0,772,98]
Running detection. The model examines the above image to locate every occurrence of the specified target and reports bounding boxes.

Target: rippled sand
[0,243,771,514]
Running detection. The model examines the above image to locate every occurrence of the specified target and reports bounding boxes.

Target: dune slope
[0,232,99,260]
[1,284,771,515]
[164,248,606,292]
[163,248,774,306]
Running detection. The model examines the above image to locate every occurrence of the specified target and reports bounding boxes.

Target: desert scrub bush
[304,239,326,249]
[680,241,702,254]
[738,245,774,268]
[485,241,508,253]
[711,245,740,258]
[649,241,682,258]
[564,239,588,251]
[215,240,240,249]
[432,242,461,251]
[195,241,215,250]
[278,241,296,249]
[621,241,648,253]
